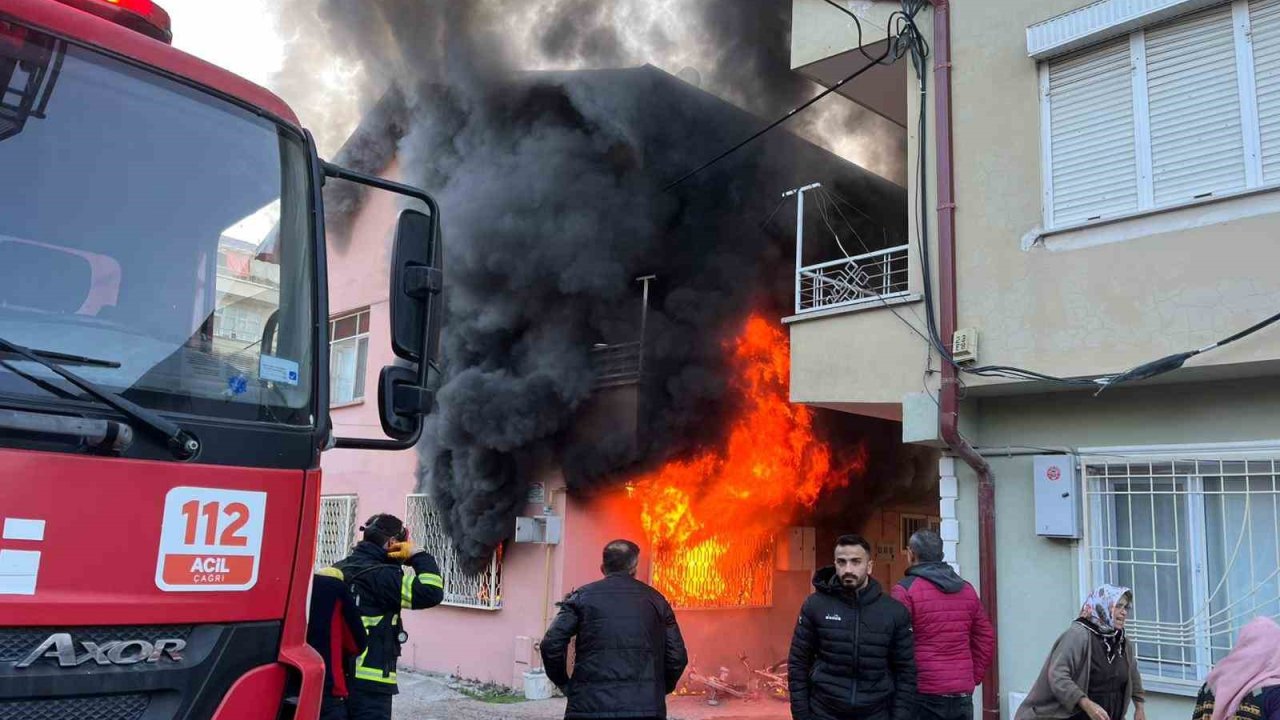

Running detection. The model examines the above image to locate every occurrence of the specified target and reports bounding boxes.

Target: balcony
[783,183,922,419]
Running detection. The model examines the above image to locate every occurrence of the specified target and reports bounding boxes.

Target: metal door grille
[1082,453,1280,687]
[315,495,358,570]
[405,494,502,610]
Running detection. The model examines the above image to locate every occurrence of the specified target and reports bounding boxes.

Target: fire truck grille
[0,693,149,720]
[0,625,193,662]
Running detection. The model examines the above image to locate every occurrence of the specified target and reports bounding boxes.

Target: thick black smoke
[282,1,906,572]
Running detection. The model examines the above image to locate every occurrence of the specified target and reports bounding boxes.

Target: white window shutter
[1250,0,1280,182]
[1047,38,1139,228]
[1146,4,1247,207]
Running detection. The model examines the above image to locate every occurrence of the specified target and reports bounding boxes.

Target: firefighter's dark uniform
[328,540,444,720]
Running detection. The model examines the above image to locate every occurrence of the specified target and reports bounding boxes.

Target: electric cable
[662,54,888,191]
[818,188,871,254]
[820,0,912,67]
[1098,308,1280,392]
[663,0,919,192]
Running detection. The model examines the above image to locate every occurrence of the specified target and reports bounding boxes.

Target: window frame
[1077,440,1280,695]
[328,308,370,407]
[1039,0,1278,233]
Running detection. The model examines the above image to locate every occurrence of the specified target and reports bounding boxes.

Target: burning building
[315,60,939,709]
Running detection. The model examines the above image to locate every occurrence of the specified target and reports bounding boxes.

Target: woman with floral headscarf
[1191,616,1280,720]
[1015,585,1146,720]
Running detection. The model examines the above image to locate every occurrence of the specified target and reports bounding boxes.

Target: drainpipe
[926,2,1002,720]
[537,485,563,668]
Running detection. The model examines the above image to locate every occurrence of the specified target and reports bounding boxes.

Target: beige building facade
[790,1,1280,718]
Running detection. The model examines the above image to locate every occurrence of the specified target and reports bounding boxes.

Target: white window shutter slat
[1048,39,1139,227]
[1146,4,1247,207]
[1250,0,1280,182]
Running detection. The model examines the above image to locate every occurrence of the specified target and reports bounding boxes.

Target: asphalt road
[391,670,790,720]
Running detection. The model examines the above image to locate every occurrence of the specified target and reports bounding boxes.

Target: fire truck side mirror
[324,161,443,450]
[377,365,431,441]
[389,208,442,364]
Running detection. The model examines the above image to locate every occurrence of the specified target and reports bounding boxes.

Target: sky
[158,0,904,182]
[164,0,283,89]
[164,0,367,156]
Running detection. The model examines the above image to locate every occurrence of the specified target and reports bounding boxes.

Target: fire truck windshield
[0,23,315,427]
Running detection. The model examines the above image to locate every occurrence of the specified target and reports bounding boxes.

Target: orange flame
[629,315,864,607]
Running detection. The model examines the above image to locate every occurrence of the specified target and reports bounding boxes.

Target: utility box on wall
[514,515,563,544]
[1033,455,1080,538]
[778,526,816,571]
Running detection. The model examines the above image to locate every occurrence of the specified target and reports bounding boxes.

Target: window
[900,514,941,551]
[405,494,502,610]
[1082,450,1280,691]
[315,495,358,570]
[650,533,775,610]
[214,303,264,341]
[1041,0,1280,230]
[330,309,369,406]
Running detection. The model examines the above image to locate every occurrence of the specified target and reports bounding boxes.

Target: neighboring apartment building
[790,0,1280,718]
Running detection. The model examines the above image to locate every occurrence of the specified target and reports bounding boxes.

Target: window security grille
[405,494,502,610]
[650,533,775,610]
[1082,454,1280,688]
[900,514,942,551]
[315,495,358,570]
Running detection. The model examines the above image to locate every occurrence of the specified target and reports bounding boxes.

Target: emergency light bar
[57,0,172,44]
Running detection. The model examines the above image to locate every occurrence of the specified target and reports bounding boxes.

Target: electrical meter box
[777,526,816,571]
[514,515,563,544]
[1033,455,1080,538]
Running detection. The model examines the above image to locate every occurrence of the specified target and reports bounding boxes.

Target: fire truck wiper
[0,337,199,460]
[0,347,121,368]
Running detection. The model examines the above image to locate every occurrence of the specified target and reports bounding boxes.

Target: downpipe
[927,2,1002,719]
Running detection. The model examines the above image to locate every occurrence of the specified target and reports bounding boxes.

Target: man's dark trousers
[917,693,974,720]
[345,690,393,720]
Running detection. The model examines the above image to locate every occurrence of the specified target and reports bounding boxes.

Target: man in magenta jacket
[890,529,995,720]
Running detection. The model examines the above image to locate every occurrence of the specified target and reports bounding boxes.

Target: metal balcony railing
[795,244,910,313]
[590,342,642,388]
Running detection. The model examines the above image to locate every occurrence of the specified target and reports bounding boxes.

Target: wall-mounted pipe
[536,485,564,668]
[925,2,1002,719]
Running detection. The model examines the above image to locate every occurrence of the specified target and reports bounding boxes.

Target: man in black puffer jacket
[541,539,688,720]
[788,534,917,720]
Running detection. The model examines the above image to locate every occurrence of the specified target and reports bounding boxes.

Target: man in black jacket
[328,513,444,720]
[788,534,917,720]
[540,539,688,720]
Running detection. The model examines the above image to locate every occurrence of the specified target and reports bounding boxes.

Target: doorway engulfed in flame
[628,315,866,608]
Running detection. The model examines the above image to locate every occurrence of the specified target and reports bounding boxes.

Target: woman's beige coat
[1015,623,1145,720]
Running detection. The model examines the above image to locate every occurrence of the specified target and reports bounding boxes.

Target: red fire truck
[0,1,443,717]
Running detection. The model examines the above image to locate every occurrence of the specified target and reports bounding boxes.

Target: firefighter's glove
[387,541,415,563]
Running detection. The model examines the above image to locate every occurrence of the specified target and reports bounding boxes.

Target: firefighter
[326,513,444,720]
